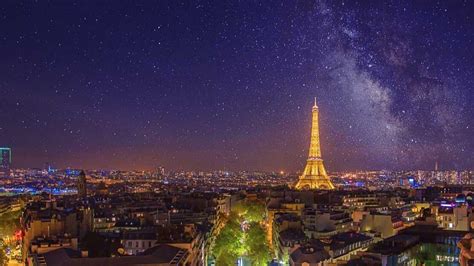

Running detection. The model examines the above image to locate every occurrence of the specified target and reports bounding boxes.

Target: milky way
[309,1,473,170]
[0,1,472,171]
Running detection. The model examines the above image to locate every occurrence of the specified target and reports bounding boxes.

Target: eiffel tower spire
[308,97,321,159]
[295,98,335,190]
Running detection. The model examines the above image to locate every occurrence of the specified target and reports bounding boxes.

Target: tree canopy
[212,200,271,265]
[233,199,266,222]
[212,213,245,264]
[246,222,271,266]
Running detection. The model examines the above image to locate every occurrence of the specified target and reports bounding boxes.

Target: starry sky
[1,1,473,171]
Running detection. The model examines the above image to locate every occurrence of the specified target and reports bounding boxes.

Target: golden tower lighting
[295,97,335,190]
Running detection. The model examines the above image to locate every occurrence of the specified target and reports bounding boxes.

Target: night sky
[1,1,473,171]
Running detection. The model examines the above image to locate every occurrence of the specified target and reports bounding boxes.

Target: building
[432,203,471,231]
[289,240,330,266]
[302,209,353,238]
[122,231,158,255]
[273,213,306,261]
[155,223,205,265]
[295,98,334,190]
[359,212,405,239]
[342,194,380,210]
[30,244,189,266]
[21,200,80,261]
[363,234,420,266]
[326,232,373,264]
[266,197,305,248]
[77,170,87,198]
[153,166,166,179]
[0,147,11,176]
[0,196,21,215]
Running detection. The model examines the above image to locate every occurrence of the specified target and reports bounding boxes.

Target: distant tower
[157,166,165,177]
[435,161,439,172]
[0,148,11,177]
[295,98,335,190]
[77,170,87,198]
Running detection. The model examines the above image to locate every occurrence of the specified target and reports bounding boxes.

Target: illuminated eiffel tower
[295,98,335,190]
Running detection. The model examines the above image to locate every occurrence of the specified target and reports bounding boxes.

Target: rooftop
[42,244,188,266]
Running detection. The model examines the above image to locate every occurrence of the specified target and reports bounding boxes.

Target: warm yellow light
[295,98,335,190]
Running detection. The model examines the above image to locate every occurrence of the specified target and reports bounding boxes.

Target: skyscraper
[295,98,335,190]
[157,166,165,176]
[0,147,11,177]
[77,170,87,198]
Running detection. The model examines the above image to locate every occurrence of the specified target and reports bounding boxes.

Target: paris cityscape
[1,1,474,266]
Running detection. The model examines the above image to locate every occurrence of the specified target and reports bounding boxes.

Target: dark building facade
[77,170,87,198]
[0,147,11,176]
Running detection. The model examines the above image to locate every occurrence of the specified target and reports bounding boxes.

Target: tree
[233,200,266,222]
[244,201,265,222]
[246,223,271,266]
[0,246,8,266]
[0,210,21,237]
[212,213,245,263]
[212,199,271,266]
[282,249,290,266]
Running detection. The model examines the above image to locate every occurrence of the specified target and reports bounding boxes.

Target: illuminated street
[0,208,22,266]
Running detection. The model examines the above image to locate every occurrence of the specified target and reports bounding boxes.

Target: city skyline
[1,1,473,171]
[2,2,474,266]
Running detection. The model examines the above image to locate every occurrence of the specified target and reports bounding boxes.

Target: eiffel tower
[295,98,335,190]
